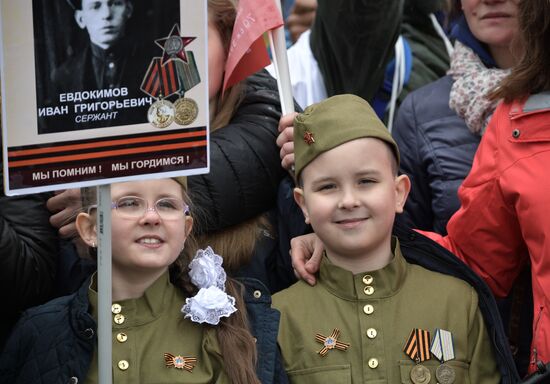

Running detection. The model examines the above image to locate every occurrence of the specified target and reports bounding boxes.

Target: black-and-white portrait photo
[34,0,180,133]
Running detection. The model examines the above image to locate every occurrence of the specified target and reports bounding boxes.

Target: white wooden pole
[97,184,112,384]
[268,1,295,115]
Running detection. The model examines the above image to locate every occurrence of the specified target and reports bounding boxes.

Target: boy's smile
[334,216,369,229]
[295,138,410,273]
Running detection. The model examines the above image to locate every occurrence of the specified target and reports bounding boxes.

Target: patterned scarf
[448,41,510,135]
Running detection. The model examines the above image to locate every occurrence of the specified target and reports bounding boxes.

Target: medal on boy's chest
[403,328,431,384]
[430,329,456,384]
[315,328,350,356]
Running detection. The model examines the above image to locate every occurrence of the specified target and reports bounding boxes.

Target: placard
[1,0,208,195]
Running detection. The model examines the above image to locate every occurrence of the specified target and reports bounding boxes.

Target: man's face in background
[75,0,133,50]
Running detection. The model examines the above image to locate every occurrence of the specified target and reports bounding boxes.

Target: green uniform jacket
[86,273,230,383]
[273,239,500,383]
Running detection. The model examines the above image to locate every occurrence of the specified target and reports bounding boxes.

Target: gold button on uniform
[111,304,122,314]
[364,286,375,295]
[114,314,125,324]
[367,328,377,339]
[118,360,129,370]
[362,275,374,285]
[116,333,128,343]
[253,290,262,299]
[368,358,379,369]
[363,304,374,315]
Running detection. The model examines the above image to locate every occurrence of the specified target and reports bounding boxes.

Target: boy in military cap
[272,94,500,383]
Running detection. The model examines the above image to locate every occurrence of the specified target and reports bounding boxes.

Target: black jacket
[392,16,501,235]
[0,277,287,384]
[393,222,520,383]
[188,70,287,234]
[0,157,59,348]
[310,0,403,103]
[393,75,480,234]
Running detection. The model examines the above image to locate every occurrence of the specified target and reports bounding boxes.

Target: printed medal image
[141,23,201,129]
[174,97,198,125]
[148,99,175,128]
[155,24,195,65]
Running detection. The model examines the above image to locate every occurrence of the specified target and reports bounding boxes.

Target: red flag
[223,0,283,92]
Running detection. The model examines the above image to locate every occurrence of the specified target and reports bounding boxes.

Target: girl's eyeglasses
[88,196,189,220]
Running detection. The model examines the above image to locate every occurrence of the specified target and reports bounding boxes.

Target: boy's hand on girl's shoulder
[277,112,298,171]
[291,233,324,286]
[46,188,82,239]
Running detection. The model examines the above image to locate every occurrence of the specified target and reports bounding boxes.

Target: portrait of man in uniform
[53,0,136,92]
[33,0,180,133]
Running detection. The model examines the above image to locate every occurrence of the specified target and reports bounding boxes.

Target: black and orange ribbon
[403,328,431,363]
[141,58,180,99]
[315,328,350,357]
[164,353,197,372]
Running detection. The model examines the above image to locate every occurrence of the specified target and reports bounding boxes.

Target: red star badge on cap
[155,24,196,65]
[304,131,315,145]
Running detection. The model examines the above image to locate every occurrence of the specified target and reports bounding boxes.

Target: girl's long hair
[489,0,550,102]
[171,198,260,384]
[202,0,269,274]
[176,11,262,368]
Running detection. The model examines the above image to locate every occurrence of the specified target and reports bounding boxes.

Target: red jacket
[421,93,550,372]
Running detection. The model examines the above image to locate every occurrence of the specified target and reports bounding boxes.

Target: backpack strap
[371,35,412,124]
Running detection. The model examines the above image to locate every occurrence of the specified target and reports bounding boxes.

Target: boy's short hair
[293,94,400,180]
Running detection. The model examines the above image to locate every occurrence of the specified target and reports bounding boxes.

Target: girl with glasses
[0,177,286,384]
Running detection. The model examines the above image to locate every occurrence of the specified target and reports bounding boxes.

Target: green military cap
[293,94,400,179]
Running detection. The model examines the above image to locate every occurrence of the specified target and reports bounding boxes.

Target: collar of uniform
[319,237,408,300]
[88,271,177,327]
[90,38,128,61]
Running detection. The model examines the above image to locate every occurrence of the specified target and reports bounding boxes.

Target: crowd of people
[1,0,550,383]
